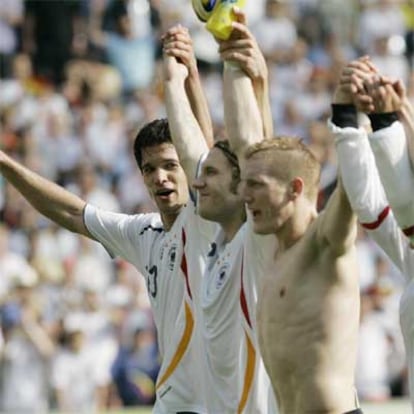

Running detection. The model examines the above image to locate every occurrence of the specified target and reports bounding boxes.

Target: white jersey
[332,120,414,411]
[201,220,278,414]
[84,202,216,413]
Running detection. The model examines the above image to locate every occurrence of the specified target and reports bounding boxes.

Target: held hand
[162,25,197,78]
[367,78,403,113]
[334,57,377,111]
[218,9,267,81]
[162,52,188,83]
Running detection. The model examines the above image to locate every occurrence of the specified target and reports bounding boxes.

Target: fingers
[220,50,250,64]
[162,27,195,65]
[163,40,192,54]
[219,38,255,54]
[163,33,193,48]
[162,24,189,39]
[354,93,375,113]
[229,21,252,40]
[356,56,378,73]
[392,79,406,99]
[232,6,247,25]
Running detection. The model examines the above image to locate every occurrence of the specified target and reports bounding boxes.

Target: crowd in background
[0,0,414,411]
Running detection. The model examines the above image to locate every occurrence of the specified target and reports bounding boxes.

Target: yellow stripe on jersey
[237,329,256,413]
[156,300,195,390]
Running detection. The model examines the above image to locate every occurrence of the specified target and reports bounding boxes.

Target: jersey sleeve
[368,120,414,236]
[83,204,162,273]
[331,120,413,279]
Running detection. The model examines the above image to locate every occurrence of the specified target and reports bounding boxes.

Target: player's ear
[289,177,303,200]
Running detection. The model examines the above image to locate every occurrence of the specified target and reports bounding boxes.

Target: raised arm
[331,61,412,274]
[0,151,90,237]
[364,78,414,240]
[219,8,273,141]
[163,28,210,182]
[163,25,214,147]
[395,82,414,168]
[220,30,264,161]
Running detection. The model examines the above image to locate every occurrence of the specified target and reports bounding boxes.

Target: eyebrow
[142,158,179,168]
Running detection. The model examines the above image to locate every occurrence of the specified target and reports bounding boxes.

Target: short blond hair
[245,136,321,201]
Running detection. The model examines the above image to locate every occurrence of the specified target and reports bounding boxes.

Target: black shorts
[344,409,363,414]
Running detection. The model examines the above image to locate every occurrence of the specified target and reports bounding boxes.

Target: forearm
[185,71,214,147]
[0,153,89,236]
[223,63,263,160]
[165,78,209,180]
[332,110,411,272]
[252,75,273,140]
[331,118,389,224]
[368,116,414,233]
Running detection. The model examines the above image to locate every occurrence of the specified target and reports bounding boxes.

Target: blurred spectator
[111,314,159,406]
[370,35,410,86]
[0,276,54,413]
[252,0,298,63]
[402,0,414,69]
[0,223,37,300]
[90,1,155,95]
[51,315,105,413]
[0,0,23,79]
[356,291,391,402]
[74,164,121,212]
[23,0,85,85]
[358,0,405,55]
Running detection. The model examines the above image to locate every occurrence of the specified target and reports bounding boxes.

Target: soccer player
[0,63,216,414]
[332,58,414,411]
[222,17,362,414]
[162,21,278,414]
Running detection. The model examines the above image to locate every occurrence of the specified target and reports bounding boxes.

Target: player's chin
[252,222,272,235]
[197,204,216,222]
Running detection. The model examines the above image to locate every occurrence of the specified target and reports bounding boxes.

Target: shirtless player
[222,19,362,414]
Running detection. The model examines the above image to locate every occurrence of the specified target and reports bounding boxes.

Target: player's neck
[277,203,317,251]
[221,209,246,243]
[161,210,181,231]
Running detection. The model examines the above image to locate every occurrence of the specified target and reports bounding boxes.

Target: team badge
[168,244,177,271]
[215,263,229,289]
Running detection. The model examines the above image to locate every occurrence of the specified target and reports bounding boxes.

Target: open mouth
[156,189,174,199]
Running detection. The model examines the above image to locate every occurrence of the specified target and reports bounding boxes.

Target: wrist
[252,69,268,89]
[368,112,398,132]
[224,60,242,71]
[165,75,186,87]
[331,104,358,128]
[332,91,352,105]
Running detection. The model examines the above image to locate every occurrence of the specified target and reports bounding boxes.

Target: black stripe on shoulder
[139,225,164,236]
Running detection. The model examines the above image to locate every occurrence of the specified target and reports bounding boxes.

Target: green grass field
[96,398,412,413]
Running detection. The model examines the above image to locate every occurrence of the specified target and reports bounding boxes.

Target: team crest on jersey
[215,263,229,289]
[168,244,178,271]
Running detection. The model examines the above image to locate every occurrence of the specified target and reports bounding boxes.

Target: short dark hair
[133,119,172,169]
[213,140,240,194]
